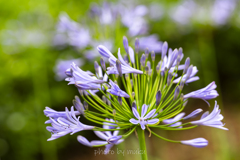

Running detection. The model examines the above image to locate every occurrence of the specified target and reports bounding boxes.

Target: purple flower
[183,82,219,101]
[107,48,143,75]
[54,58,84,80]
[190,101,228,130]
[139,35,163,53]
[57,13,79,32]
[169,1,197,25]
[107,80,130,98]
[65,62,106,90]
[78,119,123,154]
[68,28,91,49]
[55,13,91,49]
[86,41,113,60]
[183,109,203,120]
[44,107,79,119]
[77,136,107,147]
[128,46,135,64]
[46,106,94,141]
[181,138,208,148]
[122,36,135,64]
[73,96,85,115]
[97,45,116,59]
[129,104,159,130]
[173,66,199,84]
[159,48,185,73]
[162,113,185,128]
[211,0,235,25]
[89,2,117,25]
[120,5,149,36]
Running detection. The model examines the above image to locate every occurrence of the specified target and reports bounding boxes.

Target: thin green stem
[136,127,148,160]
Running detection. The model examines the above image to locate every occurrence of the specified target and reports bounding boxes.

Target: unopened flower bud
[156,90,162,106]
[140,54,146,67]
[183,58,190,74]
[100,58,106,71]
[135,38,139,54]
[113,109,116,116]
[161,41,168,60]
[78,89,84,96]
[164,67,168,74]
[124,55,129,63]
[83,101,88,110]
[116,60,122,77]
[73,96,85,115]
[185,65,193,82]
[167,73,173,86]
[156,64,160,73]
[160,71,164,77]
[130,79,133,86]
[145,66,149,74]
[168,49,178,69]
[132,101,137,109]
[94,61,99,75]
[65,68,73,77]
[176,52,182,67]
[102,95,107,104]
[123,36,129,54]
[180,93,184,101]
[132,92,135,99]
[173,86,180,100]
[151,51,155,61]
[107,94,111,106]
[118,96,122,105]
[147,61,151,69]
[180,81,184,90]
[145,48,149,58]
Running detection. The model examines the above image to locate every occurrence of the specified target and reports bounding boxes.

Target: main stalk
[136,127,148,160]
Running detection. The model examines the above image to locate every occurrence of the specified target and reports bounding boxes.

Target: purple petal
[147,119,159,125]
[129,118,139,124]
[181,138,208,148]
[144,109,156,119]
[132,107,140,119]
[141,104,148,117]
[183,109,203,120]
[94,131,108,140]
[97,45,115,59]
[140,121,146,130]
[77,136,92,147]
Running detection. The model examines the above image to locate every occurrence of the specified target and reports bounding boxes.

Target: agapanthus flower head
[45,36,227,156]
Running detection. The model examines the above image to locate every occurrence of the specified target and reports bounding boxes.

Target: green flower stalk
[44,36,227,159]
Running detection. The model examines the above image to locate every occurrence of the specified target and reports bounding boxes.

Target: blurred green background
[0,0,240,160]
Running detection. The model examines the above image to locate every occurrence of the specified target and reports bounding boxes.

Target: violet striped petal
[147,119,159,125]
[144,109,157,119]
[97,45,115,59]
[129,46,135,63]
[181,138,208,148]
[132,107,140,119]
[183,109,203,120]
[141,104,148,117]
[94,131,108,140]
[129,118,139,124]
